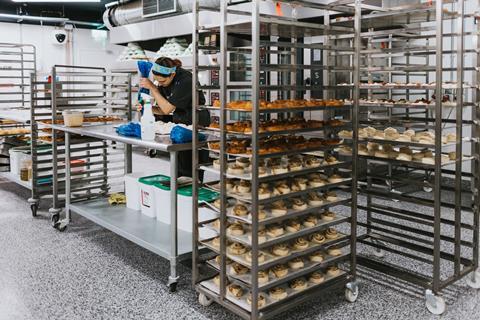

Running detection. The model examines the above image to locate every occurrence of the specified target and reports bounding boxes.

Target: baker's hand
[139,78,155,90]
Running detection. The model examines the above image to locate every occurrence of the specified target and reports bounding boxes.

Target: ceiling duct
[103,0,221,29]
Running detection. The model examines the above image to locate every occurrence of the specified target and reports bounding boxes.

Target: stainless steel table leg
[54,132,71,232]
[168,150,179,291]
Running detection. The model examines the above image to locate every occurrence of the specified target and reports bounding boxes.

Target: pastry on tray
[228,284,244,298]
[212,237,221,248]
[269,287,288,300]
[288,257,305,270]
[289,278,307,291]
[248,228,267,244]
[228,242,247,255]
[247,293,266,308]
[230,262,249,275]
[285,219,302,233]
[292,198,308,211]
[271,200,288,217]
[307,191,324,206]
[272,243,290,257]
[273,182,291,195]
[215,255,232,265]
[326,265,341,277]
[328,174,343,183]
[309,251,324,263]
[292,237,309,251]
[227,222,245,236]
[266,224,285,238]
[303,215,318,228]
[310,232,326,244]
[245,251,266,263]
[235,180,251,194]
[325,227,339,240]
[233,204,249,217]
[227,164,245,175]
[327,246,343,256]
[325,191,338,202]
[321,211,336,221]
[309,271,325,284]
[271,264,289,278]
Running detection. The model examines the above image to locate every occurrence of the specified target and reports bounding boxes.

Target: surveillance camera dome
[52,29,67,45]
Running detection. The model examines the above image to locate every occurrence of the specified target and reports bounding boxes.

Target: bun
[172,59,183,68]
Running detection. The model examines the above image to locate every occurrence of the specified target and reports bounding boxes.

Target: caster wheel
[425,290,446,315]
[51,214,60,225]
[345,283,359,303]
[148,149,157,158]
[198,293,213,307]
[30,204,38,217]
[53,221,67,232]
[373,248,385,258]
[169,282,177,293]
[466,270,480,289]
[423,181,433,193]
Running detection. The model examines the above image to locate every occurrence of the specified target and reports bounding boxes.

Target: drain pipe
[0,13,103,28]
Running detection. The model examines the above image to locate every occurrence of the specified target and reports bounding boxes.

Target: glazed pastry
[258,166,268,177]
[215,255,232,265]
[226,179,235,191]
[325,228,339,239]
[236,157,250,168]
[310,232,326,244]
[258,187,271,200]
[309,251,324,262]
[309,271,325,284]
[272,243,290,256]
[288,159,303,172]
[235,180,251,194]
[271,264,289,278]
[384,127,400,140]
[324,155,338,164]
[227,164,244,175]
[258,271,269,284]
[412,151,425,161]
[289,278,307,291]
[328,174,343,183]
[321,211,336,221]
[291,179,307,192]
[245,251,266,263]
[248,228,267,244]
[227,222,245,236]
[307,192,324,206]
[228,284,244,298]
[309,176,327,187]
[273,182,291,195]
[327,246,343,256]
[272,165,289,175]
[228,242,247,255]
[213,198,221,209]
[396,134,411,142]
[266,224,285,238]
[305,157,322,168]
[213,159,221,170]
[303,215,318,228]
[327,265,340,277]
[292,198,308,211]
[233,204,249,217]
[269,287,288,300]
[212,237,221,248]
[288,257,305,270]
[285,219,302,233]
[230,262,249,275]
[325,191,338,202]
[404,129,416,137]
[247,293,266,308]
[292,237,309,251]
[271,200,288,217]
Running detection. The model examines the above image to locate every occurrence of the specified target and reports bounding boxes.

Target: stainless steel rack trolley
[330,0,480,315]
[192,1,361,319]
[0,43,37,212]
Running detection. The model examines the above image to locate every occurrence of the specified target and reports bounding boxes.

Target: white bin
[9,146,30,176]
[138,175,171,219]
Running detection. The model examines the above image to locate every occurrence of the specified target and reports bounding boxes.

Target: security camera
[52,29,67,45]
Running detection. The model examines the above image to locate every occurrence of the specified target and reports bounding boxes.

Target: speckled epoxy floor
[1,173,480,320]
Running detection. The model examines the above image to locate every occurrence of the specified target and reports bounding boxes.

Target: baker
[139,57,210,179]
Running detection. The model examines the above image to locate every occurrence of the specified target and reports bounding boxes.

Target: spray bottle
[141,95,155,141]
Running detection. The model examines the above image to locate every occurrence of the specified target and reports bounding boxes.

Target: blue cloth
[152,63,176,75]
[170,125,206,144]
[137,60,153,96]
[116,122,141,138]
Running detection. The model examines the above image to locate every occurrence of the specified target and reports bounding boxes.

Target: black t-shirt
[157,68,210,126]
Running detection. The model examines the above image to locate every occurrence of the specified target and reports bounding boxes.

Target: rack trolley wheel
[168,282,177,293]
[198,293,213,307]
[372,239,386,258]
[53,221,68,232]
[345,282,359,303]
[51,213,60,225]
[423,179,433,193]
[30,204,38,217]
[425,290,446,315]
[465,269,480,289]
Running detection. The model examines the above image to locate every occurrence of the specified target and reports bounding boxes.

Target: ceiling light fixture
[11,0,101,3]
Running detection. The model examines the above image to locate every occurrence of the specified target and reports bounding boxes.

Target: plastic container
[138,175,170,218]
[9,146,31,176]
[62,110,84,127]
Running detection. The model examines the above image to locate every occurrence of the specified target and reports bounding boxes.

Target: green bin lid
[177,185,219,202]
[138,175,171,190]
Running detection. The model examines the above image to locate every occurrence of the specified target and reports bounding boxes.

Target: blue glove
[170,125,206,144]
[137,60,153,95]
[116,122,141,138]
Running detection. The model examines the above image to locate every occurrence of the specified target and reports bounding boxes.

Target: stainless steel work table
[47,122,193,292]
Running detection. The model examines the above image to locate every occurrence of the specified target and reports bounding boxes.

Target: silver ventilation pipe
[103,0,222,29]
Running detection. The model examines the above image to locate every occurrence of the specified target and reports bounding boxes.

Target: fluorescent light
[11,0,101,3]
